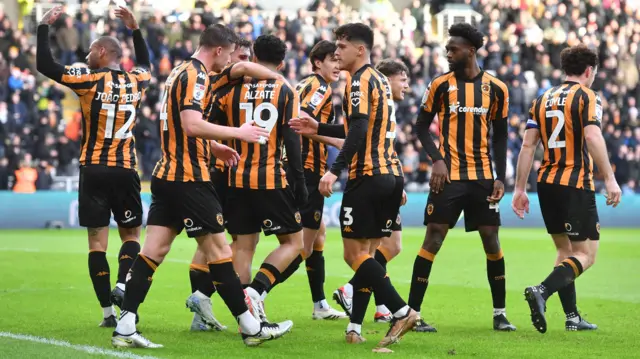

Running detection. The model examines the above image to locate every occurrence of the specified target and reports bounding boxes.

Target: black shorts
[225,187,302,236]
[147,178,225,238]
[78,165,142,228]
[210,169,228,220]
[424,180,500,232]
[340,175,404,239]
[537,182,600,241]
[392,212,402,231]
[299,170,324,230]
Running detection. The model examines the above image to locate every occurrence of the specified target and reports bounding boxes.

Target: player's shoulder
[483,72,508,93]
[427,71,454,91]
[574,84,599,100]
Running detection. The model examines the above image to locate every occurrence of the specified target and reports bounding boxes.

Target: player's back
[153,59,211,182]
[61,65,150,169]
[344,65,401,179]
[296,73,334,175]
[214,77,298,189]
[527,82,602,191]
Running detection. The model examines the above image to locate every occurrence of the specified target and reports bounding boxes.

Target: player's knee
[478,228,500,254]
[423,228,445,253]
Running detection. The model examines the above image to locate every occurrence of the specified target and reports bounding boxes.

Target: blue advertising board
[0,192,638,229]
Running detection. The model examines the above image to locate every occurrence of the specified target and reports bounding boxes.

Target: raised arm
[115,6,150,68]
[36,6,66,82]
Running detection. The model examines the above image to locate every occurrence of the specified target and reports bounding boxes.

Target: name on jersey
[545,96,568,108]
[94,91,142,103]
[449,102,488,115]
[244,83,280,100]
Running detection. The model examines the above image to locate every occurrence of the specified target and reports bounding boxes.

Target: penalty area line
[0,332,161,359]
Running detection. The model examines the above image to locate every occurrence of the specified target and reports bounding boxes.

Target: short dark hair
[560,45,599,76]
[376,59,409,77]
[448,23,484,50]
[334,23,374,51]
[199,24,237,49]
[309,40,337,71]
[253,35,287,65]
[236,37,252,49]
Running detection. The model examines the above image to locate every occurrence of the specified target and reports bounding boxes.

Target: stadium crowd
[0,0,639,194]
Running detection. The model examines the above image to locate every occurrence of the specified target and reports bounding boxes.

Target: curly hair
[560,45,599,76]
[253,35,287,65]
[448,23,484,50]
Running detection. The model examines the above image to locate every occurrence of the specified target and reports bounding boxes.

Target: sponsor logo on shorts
[427,203,434,215]
[184,218,202,233]
[263,219,273,228]
[385,219,392,228]
[564,222,578,236]
[314,211,321,222]
[216,213,224,226]
[295,212,302,224]
[121,209,137,224]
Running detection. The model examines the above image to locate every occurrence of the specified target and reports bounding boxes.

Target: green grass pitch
[0,228,639,358]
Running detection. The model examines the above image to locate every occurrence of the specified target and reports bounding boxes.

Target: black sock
[250,263,282,296]
[121,254,158,314]
[281,254,303,283]
[306,250,326,302]
[88,251,112,308]
[541,257,584,299]
[242,284,250,289]
[373,249,389,306]
[407,249,434,313]
[117,241,140,285]
[486,251,506,310]
[208,259,247,317]
[558,275,578,317]
[353,256,406,314]
[350,284,372,325]
[189,264,216,297]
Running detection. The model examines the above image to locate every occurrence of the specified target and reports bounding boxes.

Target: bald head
[96,36,123,60]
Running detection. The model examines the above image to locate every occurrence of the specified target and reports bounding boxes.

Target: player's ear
[276,61,284,71]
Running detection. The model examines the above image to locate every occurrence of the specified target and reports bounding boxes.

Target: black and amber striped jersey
[341,65,402,180]
[206,68,240,173]
[526,81,602,191]
[153,58,226,182]
[212,78,299,189]
[296,73,335,176]
[55,66,150,169]
[420,71,509,181]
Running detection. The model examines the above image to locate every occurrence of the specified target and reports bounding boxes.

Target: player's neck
[456,62,481,81]
[105,62,121,71]
[314,70,331,83]
[564,75,585,85]
[347,57,370,76]
[191,50,213,72]
[257,61,279,72]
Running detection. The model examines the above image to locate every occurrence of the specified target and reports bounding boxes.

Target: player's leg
[185,248,226,331]
[79,166,116,326]
[198,231,293,346]
[524,184,600,333]
[233,234,259,286]
[108,168,143,311]
[372,222,403,323]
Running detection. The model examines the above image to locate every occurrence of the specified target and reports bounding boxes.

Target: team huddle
[36,4,621,352]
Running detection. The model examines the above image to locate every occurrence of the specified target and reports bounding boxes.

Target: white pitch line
[0,332,161,359]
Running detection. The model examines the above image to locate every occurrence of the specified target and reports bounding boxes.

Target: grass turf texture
[0,228,639,359]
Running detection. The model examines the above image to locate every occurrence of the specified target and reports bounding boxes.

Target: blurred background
[0,0,638,195]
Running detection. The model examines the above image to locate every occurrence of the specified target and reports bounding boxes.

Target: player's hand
[604,176,622,208]
[236,120,270,143]
[114,6,139,30]
[293,179,309,207]
[401,190,408,206]
[319,171,338,198]
[40,5,64,25]
[289,113,319,135]
[429,160,449,193]
[210,142,240,167]
[511,189,529,219]
[487,179,505,203]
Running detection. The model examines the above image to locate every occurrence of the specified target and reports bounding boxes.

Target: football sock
[238,311,260,335]
[189,263,216,297]
[558,277,578,318]
[250,263,282,296]
[344,282,354,297]
[117,240,140,285]
[352,255,406,314]
[88,250,112,308]
[281,254,303,283]
[350,273,372,325]
[102,306,116,319]
[373,248,389,307]
[121,254,158,315]
[306,250,326,302]
[346,322,362,335]
[408,248,435,312]
[313,299,330,310]
[486,250,506,309]
[541,257,584,300]
[208,258,248,318]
